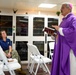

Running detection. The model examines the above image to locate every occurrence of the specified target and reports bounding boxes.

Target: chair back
[27,43,40,56]
[49,42,55,50]
[0,46,21,75]
[49,42,55,59]
[0,46,11,72]
[0,46,8,65]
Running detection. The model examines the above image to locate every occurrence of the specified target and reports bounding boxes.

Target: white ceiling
[0,0,76,13]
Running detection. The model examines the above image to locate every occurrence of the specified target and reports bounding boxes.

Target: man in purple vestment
[51,2,76,75]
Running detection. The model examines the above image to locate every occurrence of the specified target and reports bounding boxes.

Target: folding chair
[49,42,55,61]
[27,43,51,75]
[0,46,21,75]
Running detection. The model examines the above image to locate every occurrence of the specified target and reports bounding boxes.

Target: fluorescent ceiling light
[38,3,57,8]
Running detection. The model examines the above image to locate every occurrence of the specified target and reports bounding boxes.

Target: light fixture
[38,3,57,8]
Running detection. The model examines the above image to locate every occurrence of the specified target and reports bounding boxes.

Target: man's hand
[52,25,59,31]
[5,52,12,58]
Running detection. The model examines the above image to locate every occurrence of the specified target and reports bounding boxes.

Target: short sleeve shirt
[0,38,12,51]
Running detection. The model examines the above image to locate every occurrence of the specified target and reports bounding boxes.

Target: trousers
[5,50,21,63]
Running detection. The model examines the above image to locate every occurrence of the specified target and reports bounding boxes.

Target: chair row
[0,42,54,75]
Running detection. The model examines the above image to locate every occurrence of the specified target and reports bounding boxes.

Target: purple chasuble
[51,13,76,75]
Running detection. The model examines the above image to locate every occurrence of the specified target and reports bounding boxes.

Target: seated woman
[0,30,21,63]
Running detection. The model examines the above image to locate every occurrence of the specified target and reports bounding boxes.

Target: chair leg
[27,57,31,69]
[0,69,5,75]
[29,63,33,74]
[34,63,40,75]
[41,63,47,72]
[43,63,50,74]
[9,70,16,75]
[29,61,35,74]
[31,62,35,73]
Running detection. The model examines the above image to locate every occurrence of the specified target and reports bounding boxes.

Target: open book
[43,27,57,36]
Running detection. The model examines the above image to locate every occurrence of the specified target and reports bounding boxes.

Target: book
[43,27,55,32]
[43,27,57,36]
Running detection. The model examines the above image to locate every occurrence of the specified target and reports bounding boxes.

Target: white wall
[0,8,59,15]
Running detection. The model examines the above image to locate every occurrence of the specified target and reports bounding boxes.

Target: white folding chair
[27,43,51,75]
[49,42,55,61]
[0,46,21,75]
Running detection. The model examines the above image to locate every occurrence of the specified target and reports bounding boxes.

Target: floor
[4,63,52,75]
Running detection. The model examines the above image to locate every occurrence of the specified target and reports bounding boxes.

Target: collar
[62,12,73,20]
[1,38,7,42]
[64,12,72,18]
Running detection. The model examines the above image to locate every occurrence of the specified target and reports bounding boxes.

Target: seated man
[0,30,20,63]
[0,30,26,75]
